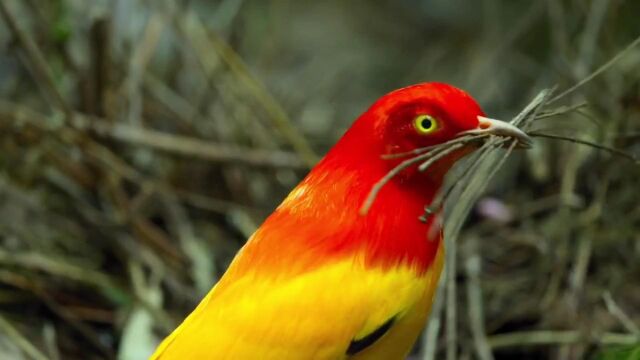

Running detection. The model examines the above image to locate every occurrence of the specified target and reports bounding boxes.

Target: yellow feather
[151,243,443,360]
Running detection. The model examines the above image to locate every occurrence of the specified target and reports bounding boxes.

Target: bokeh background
[0,0,639,359]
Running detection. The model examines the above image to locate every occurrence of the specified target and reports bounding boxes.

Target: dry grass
[0,1,639,359]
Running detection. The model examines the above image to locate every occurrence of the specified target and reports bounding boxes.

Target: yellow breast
[151,244,444,360]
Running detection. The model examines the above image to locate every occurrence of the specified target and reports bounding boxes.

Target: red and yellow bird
[150,83,530,359]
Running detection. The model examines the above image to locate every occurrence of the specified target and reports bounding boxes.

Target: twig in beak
[382,134,488,159]
[529,132,639,163]
[421,137,508,223]
[418,143,465,172]
[534,102,589,120]
[361,142,467,215]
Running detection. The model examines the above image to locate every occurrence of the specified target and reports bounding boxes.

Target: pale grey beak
[462,116,533,148]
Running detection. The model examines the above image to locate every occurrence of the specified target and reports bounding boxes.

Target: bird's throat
[263,152,444,275]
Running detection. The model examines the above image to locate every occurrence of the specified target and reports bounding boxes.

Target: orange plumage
[150,83,531,359]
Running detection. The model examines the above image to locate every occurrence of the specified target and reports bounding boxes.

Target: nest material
[0,1,639,359]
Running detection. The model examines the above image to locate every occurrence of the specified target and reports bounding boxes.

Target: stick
[360,142,468,215]
[487,330,639,349]
[465,243,494,360]
[548,34,640,104]
[0,313,49,360]
[529,132,638,163]
[603,292,640,335]
[383,134,487,159]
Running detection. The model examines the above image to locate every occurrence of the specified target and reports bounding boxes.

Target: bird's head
[275,82,532,270]
[327,82,531,186]
[375,83,531,151]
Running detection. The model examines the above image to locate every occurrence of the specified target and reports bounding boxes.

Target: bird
[150,82,531,360]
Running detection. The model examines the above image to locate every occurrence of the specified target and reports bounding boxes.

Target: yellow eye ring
[414,114,439,134]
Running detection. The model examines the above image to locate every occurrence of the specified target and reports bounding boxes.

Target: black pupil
[421,118,433,129]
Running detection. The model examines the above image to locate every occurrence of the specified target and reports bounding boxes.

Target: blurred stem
[434,89,549,360]
[603,292,640,336]
[570,174,609,300]
[0,0,72,117]
[549,33,640,104]
[446,230,457,360]
[576,0,609,77]
[528,132,638,163]
[422,274,446,360]
[0,313,49,360]
[0,100,306,168]
[465,239,494,360]
[176,9,319,167]
[0,270,115,358]
[488,330,639,349]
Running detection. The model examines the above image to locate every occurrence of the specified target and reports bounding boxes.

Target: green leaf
[595,344,640,360]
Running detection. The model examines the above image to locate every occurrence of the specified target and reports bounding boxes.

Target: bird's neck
[259,136,444,275]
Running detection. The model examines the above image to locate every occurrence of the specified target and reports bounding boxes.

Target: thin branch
[529,132,638,163]
[488,330,639,349]
[548,34,640,104]
[360,143,464,215]
[0,1,158,188]
[383,134,488,159]
[424,139,506,222]
[0,270,116,358]
[422,274,446,360]
[175,10,318,166]
[603,292,640,335]
[513,89,553,128]
[465,243,494,360]
[534,102,589,120]
[421,162,476,221]
[418,143,465,172]
[0,313,49,360]
[445,229,458,360]
[0,101,306,168]
[0,0,72,116]
[438,89,552,360]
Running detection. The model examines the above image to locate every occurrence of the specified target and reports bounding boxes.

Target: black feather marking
[346,316,396,356]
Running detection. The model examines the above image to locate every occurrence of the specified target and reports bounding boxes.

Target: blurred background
[0,0,639,359]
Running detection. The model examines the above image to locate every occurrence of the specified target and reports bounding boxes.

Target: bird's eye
[414,115,439,134]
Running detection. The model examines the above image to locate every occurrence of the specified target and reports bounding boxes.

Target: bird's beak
[461,116,533,149]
